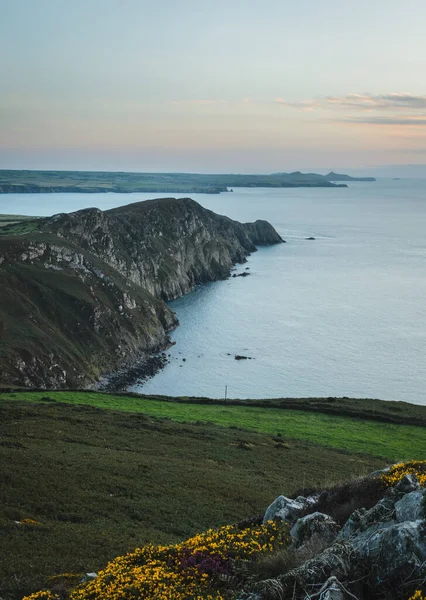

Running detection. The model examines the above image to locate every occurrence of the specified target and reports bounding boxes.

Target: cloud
[275,93,426,112]
[340,116,426,126]
[326,93,426,110]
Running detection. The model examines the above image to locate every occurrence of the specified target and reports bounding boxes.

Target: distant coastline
[324,171,376,182]
[0,169,352,194]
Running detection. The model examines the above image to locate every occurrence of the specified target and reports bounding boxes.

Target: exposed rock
[309,576,352,599]
[253,473,426,600]
[350,520,426,577]
[306,236,316,240]
[42,198,284,301]
[395,489,426,522]
[235,355,253,360]
[290,512,340,550]
[394,473,421,494]
[263,495,316,525]
[241,219,285,245]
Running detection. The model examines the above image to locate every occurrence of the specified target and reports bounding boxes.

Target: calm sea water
[2,179,426,405]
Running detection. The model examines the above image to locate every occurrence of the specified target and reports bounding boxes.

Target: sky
[2,0,426,173]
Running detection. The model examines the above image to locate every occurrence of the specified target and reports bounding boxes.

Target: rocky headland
[324,171,376,182]
[0,197,282,388]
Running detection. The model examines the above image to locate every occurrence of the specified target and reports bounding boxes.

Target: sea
[2,178,426,406]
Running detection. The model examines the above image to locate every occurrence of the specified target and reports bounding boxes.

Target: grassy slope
[0,215,41,232]
[0,399,384,600]
[0,230,177,387]
[3,391,425,460]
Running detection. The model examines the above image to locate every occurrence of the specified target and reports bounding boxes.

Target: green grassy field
[0,215,40,230]
[0,398,385,600]
[2,391,425,460]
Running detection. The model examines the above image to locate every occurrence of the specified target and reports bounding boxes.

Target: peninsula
[0,198,283,388]
[0,169,350,194]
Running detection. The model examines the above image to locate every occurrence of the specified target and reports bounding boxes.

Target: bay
[2,179,426,405]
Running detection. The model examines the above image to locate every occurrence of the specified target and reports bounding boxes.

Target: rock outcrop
[289,512,340,551]
[0,198,283,388]
[263,494,317,525]
[41,198,283,300]
[245,474,426,600]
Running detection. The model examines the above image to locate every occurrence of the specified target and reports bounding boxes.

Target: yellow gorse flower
[380,460,426,488]
[23,521,289,600]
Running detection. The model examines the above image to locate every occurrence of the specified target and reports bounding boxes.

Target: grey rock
[395,489,426,522]
[394,473,421,494]
[353,520,426,580]
[80,572,97,583]
[290,512,340,550]
[308,576,352,599]
[253,475,426,600]
[337,494,396,541]
[263,495,308,525]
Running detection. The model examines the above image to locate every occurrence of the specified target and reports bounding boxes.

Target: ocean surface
[2,179,426,405]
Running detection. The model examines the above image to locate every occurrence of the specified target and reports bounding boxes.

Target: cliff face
[42,198,283,300]
[0,198,282,388]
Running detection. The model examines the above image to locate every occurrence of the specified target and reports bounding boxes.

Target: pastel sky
[2,0,426,172]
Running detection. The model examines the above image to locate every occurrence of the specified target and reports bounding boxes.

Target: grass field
[3,391,425,460]
[0,215,40,230]
[0,399,385,600]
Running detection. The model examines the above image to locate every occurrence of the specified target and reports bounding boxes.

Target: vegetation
[0,169,346,195]
[22,521,289,600]
[0,398,385,599]
[0,215,41,229]
[15,451,426,600]
[380,459,426,487]
[3,391,426,460]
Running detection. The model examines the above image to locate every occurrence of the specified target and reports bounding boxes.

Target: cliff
[0,198,283,388]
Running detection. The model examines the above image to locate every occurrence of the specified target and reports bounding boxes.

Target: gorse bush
[21,461,426,600]
[23,521,289,600]
[380,460,426,488]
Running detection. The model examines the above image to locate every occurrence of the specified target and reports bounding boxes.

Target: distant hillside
[324,171,376,182]
[0,169,347,194]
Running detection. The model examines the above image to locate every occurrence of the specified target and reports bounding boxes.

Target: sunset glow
[2,0,426,172]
